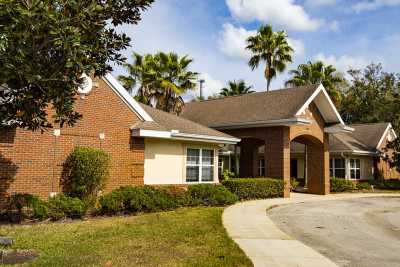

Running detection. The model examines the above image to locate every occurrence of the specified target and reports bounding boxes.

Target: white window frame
[186,148,215,183]
[330,158,346,178]
[349,158,361,180]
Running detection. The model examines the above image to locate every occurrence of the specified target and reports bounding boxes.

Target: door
[290,159,298,178]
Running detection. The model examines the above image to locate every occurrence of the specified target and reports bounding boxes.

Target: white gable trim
[102,74,153,122]
[376,123,397,149]
[295,84,345,125]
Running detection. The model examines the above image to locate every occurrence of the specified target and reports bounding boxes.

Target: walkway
[222,192,400,267]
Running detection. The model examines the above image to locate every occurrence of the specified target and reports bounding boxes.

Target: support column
[307,134,329,195]
[265,127,291,198]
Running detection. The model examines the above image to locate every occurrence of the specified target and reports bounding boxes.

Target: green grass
[0,207,252,267]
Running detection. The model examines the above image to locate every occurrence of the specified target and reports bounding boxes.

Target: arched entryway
[290,134,329,195]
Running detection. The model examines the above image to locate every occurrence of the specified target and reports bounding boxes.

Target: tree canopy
[118,52,198,114]
[0,0,153,130]
[219,80,254,97]
[246,25,294,91]
[340,63,400,133]
[285,61,346,106]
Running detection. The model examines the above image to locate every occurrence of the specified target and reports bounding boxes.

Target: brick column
[307,134,329,195]
[265,127,291,198]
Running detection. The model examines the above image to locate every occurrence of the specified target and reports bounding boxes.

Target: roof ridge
[187,84,320,104]
[139,103,230,135]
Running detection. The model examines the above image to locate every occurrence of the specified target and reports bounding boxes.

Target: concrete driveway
[268,196,400,267]
[223,193,400,267]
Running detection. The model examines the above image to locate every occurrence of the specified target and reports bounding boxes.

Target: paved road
[268,197,400,267]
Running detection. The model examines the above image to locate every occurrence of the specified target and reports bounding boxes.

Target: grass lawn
[0,207,252,267]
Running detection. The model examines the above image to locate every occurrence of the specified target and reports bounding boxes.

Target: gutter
[210,118,311,130]
[131,129,241,145]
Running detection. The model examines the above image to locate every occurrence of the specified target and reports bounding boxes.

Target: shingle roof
[180,85,319,127]
[329,122,390,152]
[133,104,236,139]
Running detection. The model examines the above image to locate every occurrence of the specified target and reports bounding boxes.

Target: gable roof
[102,74,239,144]
[330,122,396,154]
[131,104,240,144]
[181,84,345,129]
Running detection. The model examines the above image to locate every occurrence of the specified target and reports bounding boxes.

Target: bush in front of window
[330,177,357,192]
[222,178,284,200]
[186,184,238,206]
[370,179,400,190]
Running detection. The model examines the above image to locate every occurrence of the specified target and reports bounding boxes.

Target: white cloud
[352,0,400,12]
[225,0,325,31]
[198,72,224,97]
[305,0,337,7]
[314,53,370,74]
[329,20,340,32]
[218,23,304,60]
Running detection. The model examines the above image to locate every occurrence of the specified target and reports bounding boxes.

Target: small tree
[386,138,400,172]
[63,147,110,201]
[0,0,153,130]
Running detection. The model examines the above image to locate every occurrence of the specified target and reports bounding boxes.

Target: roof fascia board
[132,129,240,144]
[295,84,345,125]
[329,150,378,156]
[324,125,354,133]
[376,123,397,149]
[102,74,153,122]
[211,118,311,130]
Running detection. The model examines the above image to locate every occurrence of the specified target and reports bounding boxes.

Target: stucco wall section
[144,139,219,185]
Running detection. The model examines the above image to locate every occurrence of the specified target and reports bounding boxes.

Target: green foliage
[222,169,236,181]
[0,0,153,130]
[6,193,49,222]
[291,178,300,191]
[340,63,400,133]
[246,24,294,91]
[220,80,254,97]
[63,147,110,201]
[285,61,346,106]
[385,137,400,171]
[118,52,199,114]
[98,186,181,215]
[370,179,400,190]
[330,178,357,192]
[222,178,284,200]
[186,184,238,206]
[356,182,372,190]
[47,194,88,220]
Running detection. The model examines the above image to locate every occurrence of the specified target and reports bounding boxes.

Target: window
[350,159,361,180]
[330,158,345,178]
[186,148,214,182]
[218,157,224,178]
[258,158,265,177]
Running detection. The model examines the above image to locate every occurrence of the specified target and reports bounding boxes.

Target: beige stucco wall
[144,138,219,185]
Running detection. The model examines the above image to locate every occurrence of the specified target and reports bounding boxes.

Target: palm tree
[220,80,254,96]
[285,61,345,106]
[118,52,198,114]
[246,25,294,92]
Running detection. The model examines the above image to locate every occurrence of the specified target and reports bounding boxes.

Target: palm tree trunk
[265,66,271,92]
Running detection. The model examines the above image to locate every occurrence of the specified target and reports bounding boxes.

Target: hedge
[99,184,238,215]
[4,193,87,222]
[330,178,357,192]
[222,178,284,200]
[370,179,400,190]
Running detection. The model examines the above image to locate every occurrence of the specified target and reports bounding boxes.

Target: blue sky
[113,0,400,99]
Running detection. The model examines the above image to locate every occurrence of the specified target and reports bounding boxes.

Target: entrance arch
[290,134,329,195]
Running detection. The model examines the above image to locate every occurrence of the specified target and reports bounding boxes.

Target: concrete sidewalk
[222,192,400,267]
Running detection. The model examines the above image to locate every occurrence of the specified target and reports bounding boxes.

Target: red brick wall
[0,77,145,201]
[376,136,400,179]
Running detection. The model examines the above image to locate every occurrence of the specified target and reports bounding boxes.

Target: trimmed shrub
[356,182,372,190]
[47,194,88,220]
[222,178,284,200]
[186,184,238,206]
[330,178,356,192]
[98,186,180,215]
[63,147,110,201]
[291,178,300,191]
[6,194,49,222]
[370,179,400,190]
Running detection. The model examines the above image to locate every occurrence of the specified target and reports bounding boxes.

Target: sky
[113,0,400,100]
